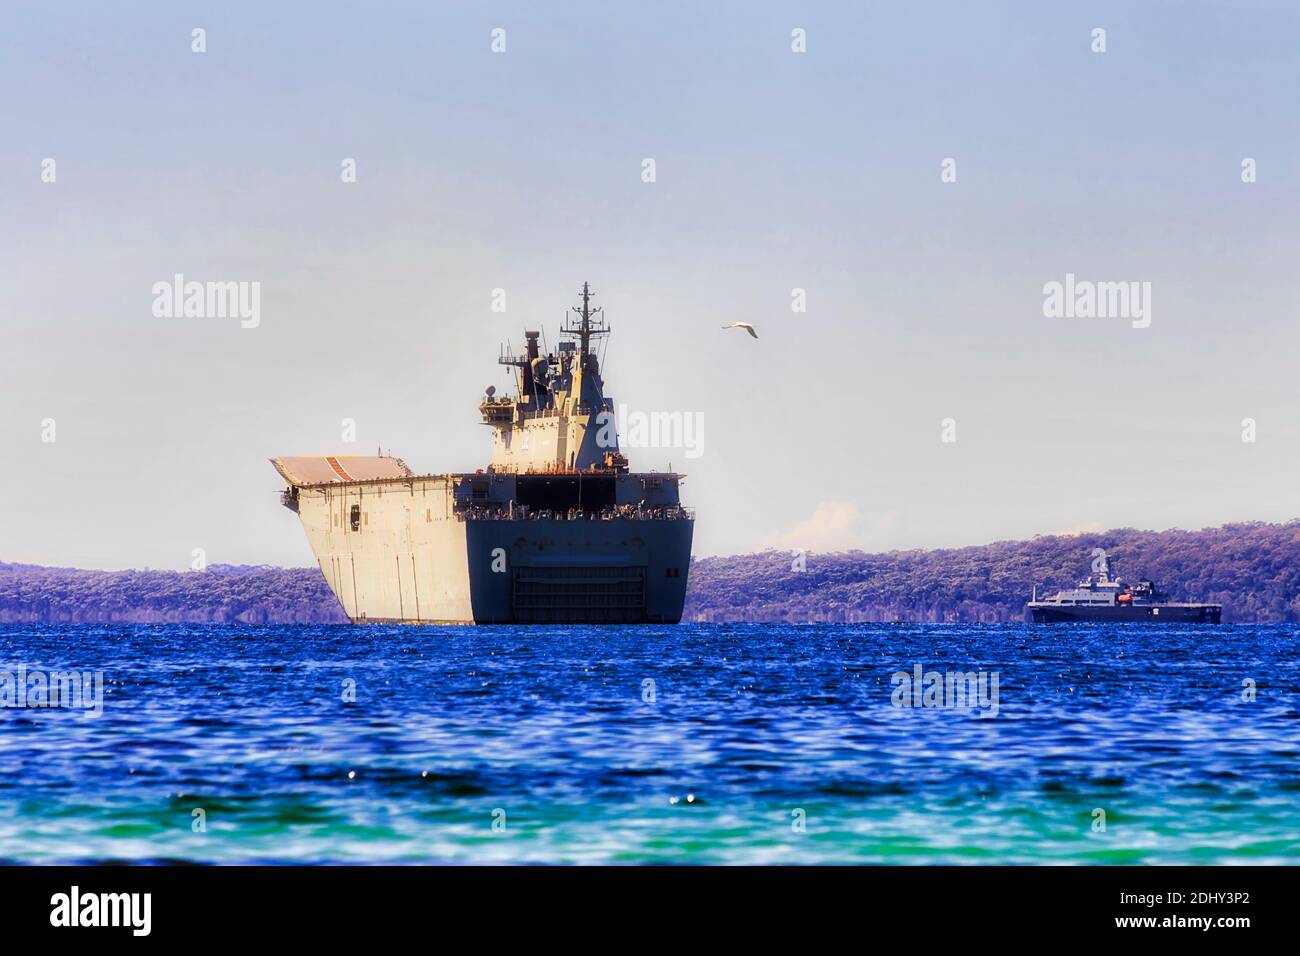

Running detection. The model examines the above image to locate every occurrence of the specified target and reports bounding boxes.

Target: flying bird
[721,321,758,339]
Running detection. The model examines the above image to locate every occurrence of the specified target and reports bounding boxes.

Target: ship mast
[561,281,609,365]
[578,281,593,354]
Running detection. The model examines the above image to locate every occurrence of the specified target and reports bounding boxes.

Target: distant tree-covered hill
[0,563,345,624]
[683,522,1300,623]
[3,522,1298,624]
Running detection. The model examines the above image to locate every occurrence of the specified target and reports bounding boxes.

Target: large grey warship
[272,283,694,624]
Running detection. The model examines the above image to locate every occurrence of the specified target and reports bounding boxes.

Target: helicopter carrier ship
[1027,552,1221,623]
[271,283,694,624]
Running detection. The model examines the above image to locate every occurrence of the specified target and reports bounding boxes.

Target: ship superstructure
[483,282,624,474]
[272,283,694,624]
[1027,552,1221,623]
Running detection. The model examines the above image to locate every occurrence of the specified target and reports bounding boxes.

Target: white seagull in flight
[721,321,758,339]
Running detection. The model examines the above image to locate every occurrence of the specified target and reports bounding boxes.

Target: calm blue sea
[0,622,1297,864]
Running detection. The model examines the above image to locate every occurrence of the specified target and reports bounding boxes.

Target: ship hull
[290,475,692,624]
[1028,605,1221,624]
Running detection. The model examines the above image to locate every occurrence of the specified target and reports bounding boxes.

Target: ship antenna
[561,281,608,366]
[568,281,605,355]
[579,281,592,354]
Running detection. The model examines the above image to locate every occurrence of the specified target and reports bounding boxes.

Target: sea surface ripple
[0,622,1297,864]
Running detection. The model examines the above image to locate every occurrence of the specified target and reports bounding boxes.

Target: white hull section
[298,477,473,623]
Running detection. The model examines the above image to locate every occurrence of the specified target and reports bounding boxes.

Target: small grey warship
[271,283,694,624]
[1027,551,1221,624]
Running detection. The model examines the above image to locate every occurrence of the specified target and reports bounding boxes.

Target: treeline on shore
[2,522,1298,624]
[0,563,345,625]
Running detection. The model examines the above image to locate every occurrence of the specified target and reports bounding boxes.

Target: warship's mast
[562,281,608,366]
[578,281,593,354]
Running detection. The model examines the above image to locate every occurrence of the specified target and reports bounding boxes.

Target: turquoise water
[0,622,1297,864]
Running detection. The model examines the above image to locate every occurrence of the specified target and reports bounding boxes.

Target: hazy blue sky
[3,1,1299,569]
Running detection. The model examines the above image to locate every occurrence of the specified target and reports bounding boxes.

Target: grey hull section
[464,518,692,624]
[1028,605,1221,623]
